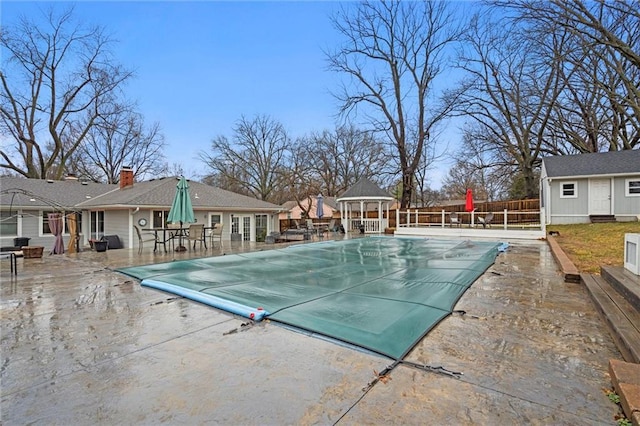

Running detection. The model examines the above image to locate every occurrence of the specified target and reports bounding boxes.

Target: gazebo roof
[337,178,394,201]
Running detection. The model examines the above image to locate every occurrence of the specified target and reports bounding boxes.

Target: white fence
[349,218,388,234]
[396,209,543,230]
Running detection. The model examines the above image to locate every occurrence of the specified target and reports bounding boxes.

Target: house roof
[0,176,283,211]
[338,178,393,200]
[0,177,114,210]
[281,196,338,211]
[542,150,640,178]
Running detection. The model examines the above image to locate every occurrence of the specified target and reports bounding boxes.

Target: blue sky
[2,1,457,187]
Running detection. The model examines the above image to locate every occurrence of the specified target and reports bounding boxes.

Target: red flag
[465,189,474,212]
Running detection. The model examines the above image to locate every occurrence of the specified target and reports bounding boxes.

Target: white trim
[208,211,223,227]
[545,172,640,180]
[560,181,577,198]
[626,178,640,197]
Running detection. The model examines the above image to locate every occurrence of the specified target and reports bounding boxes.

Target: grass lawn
[547,222,640,274]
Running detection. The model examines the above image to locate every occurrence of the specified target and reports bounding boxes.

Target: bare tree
[278,141,317,216]
[66,102,166,183]
[441,161,488,201]
[0,7,133,179]
[451,11,565,198]
[327,1,463,208]
[305,125,392,196]
[445,124,519,201]
[200,115,290,202]
[499,0,640,151]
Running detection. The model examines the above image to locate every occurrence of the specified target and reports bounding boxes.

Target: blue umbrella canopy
[167,176,195,225]
[316,194,324,219]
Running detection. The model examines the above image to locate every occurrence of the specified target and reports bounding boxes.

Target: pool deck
[1,234,625,424]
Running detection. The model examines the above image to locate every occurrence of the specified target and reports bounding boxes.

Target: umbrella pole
[176,220,187,252]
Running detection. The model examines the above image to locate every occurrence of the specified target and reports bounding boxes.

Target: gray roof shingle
[339,178,393,199]
[0,177,114,210]
[543,150,640,178]
[1,176,282,211]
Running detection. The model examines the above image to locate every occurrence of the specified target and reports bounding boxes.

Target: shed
[540,150,640,224]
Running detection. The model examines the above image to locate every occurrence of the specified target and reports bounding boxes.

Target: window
[153,210,170,228]
[626,179,640,196]
[90,211,105,240]
[208,213,222,227]
[560,181,577,198]
[40,211,81,235]
[0,211,18,236]
[255,214,268,242]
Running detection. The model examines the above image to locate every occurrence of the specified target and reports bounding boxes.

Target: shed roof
[542,150,640,178]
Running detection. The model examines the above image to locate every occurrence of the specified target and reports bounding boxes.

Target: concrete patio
[0,235,624,424]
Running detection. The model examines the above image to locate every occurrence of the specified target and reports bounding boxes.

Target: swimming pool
[118,237,507,359]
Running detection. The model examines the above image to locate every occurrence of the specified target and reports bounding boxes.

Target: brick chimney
[120,166,134,189]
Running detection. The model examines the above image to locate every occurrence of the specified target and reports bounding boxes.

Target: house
[0,169,283,250]
[278,196,339,220]
[540,150,640,224]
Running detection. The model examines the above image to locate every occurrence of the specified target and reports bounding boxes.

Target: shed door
[589,179,611,215]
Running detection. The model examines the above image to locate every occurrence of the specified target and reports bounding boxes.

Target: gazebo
[336,178,394,234]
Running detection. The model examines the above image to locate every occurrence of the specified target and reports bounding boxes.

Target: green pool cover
[117,237,507,359]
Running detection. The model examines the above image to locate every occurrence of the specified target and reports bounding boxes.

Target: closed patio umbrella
[316,194,324,219]
[167,176,195,251]
[48,213,65,255]
[465,188,474,212]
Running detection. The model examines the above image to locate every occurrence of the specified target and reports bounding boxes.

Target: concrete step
[582,273,640,363]
[602,266,640,311]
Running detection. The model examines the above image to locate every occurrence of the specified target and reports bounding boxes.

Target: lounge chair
[478,212,494,228]
[449,212,461,227]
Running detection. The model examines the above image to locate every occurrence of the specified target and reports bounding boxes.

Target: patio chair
[449,212,461,227]
[478,212,494,228]
[306,219,317,235]
[134,225,157,254]
[187,224,206,250]
[327,219,336,233]
[209,223,223,247]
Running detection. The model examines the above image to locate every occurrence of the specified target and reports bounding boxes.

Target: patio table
[142,227,188,253]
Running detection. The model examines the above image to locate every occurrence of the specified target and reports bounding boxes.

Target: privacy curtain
[48,213,65,255]
[66,213,77,254]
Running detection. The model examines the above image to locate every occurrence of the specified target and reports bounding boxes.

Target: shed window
[560,182,577,198]
[627,179,640,196]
